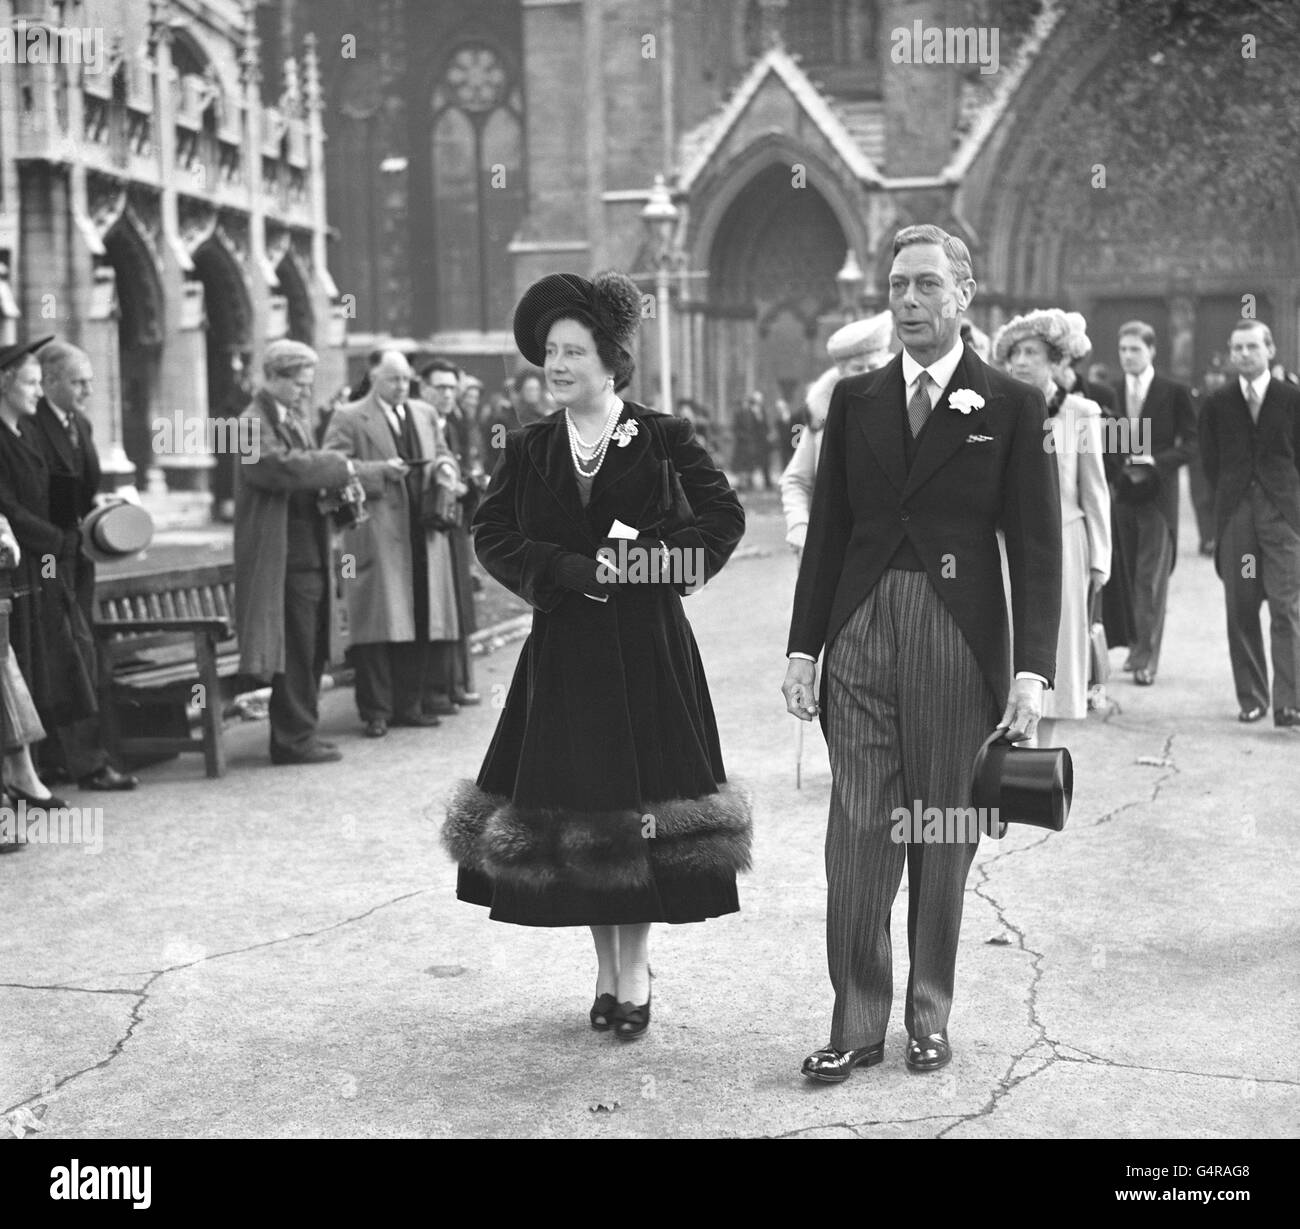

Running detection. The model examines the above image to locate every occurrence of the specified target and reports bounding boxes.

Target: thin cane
[796,714,804,790]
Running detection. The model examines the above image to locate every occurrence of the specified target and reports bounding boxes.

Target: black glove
[552,553,608,599]
[598,538,670,586]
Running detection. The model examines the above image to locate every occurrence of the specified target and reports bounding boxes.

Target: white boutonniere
[612,420,639,448]
[948,389,985,415]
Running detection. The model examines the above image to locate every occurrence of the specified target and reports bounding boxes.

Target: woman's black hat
[0,335,53,372]
[512,271,641,367]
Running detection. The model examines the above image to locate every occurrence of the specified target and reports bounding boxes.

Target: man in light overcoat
[324,350,462,737]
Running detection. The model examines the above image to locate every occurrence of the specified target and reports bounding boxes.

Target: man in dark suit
[1109,321,1197,685]
[33,340,138,790]
[783,224,1062,1082]
[1200,320,1300,727]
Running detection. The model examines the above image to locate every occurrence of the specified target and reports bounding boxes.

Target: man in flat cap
[235,340,403,764]
[781,311,894,556]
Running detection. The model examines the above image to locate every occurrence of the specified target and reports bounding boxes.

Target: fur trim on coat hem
[443,780,752,892]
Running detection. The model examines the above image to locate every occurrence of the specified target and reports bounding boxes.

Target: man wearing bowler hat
[783,224,1061,1081]
[32,340,138,790]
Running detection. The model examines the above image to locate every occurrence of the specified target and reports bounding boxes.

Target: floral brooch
[612,420,639,447]
[948,389,985,415]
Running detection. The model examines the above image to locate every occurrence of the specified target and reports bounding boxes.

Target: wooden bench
[93,563,243,778]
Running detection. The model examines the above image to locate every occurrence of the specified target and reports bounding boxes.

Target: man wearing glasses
[420,358,481,708]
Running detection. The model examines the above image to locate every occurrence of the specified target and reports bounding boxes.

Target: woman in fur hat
[779,311,894,556]
[993,309,1111,734]
[442,271,750,1040]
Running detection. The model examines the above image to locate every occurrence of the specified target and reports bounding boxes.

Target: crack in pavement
[933,735,1181,1138]
[0,984,141,996]
[1048,1048,1300,1088]
[2,887,434,1120]
[769,1113,961,1139]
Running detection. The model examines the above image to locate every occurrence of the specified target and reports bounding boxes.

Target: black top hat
[971,729,1073,836]
[0,335,54,372]
[512,271,640,368]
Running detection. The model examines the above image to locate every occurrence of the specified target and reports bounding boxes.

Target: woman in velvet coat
[443,271,750,1040]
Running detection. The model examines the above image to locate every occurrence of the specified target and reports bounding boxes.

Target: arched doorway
[103,216,163,488]
[191,236,252,517]
[705,163,848,422]
[277,250,314,344]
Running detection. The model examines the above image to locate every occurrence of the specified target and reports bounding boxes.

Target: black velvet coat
[442,404,751,919]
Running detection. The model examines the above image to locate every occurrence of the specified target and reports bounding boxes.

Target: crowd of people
[778,304,1300,735]
[0,337,144,852]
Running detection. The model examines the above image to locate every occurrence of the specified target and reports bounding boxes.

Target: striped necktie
[907,371,933,437]
[1246,384,1262,424]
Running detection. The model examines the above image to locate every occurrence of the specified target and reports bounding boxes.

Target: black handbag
[1116,460,1162,505]
[1088,587,1109,687]
[640,417,695,538]
[421,480,463,532]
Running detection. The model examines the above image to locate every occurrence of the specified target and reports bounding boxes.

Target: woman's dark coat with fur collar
[443,404,750,892]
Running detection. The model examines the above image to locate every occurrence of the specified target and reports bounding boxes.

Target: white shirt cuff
[1015,671,1048,686]
[788,652,816,662]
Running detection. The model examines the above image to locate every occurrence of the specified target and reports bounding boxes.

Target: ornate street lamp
[641,173,679,413]
[836,248,864,320]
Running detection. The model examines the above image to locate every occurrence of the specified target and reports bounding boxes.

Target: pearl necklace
[566,398,622,477]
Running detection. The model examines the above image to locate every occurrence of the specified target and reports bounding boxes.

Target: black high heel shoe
[589,993,619,1031]
[612,990,651,1041]
[4,783,70,810]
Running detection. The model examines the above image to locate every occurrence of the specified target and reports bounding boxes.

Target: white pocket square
[966,433,994,443]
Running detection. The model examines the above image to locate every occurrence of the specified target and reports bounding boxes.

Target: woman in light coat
[994,309,1111,735]
[780,312,894,556]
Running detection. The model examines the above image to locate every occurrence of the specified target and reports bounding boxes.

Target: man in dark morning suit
[1200,320,1300,728]
[783,225,1062,1081]
[1109,321,1197,685]
[32,341,138,790]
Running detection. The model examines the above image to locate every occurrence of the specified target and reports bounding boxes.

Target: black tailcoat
[787,346,1062,724]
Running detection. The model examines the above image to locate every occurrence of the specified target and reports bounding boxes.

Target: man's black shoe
[905,1032,952,1072]
[422,696,457,717]
[393,713,442,727]
[1275,708,1300,728]
[363,719,389,738]
[801,1042,885,1083]
[79,766,140,791]
[270,742,343,765]
[1238,706,1267,723]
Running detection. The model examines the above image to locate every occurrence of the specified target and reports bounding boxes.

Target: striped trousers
[824,569,999,1049]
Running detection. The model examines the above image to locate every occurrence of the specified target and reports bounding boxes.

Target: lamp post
[836,248,864,322]
[641,173,679,413]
